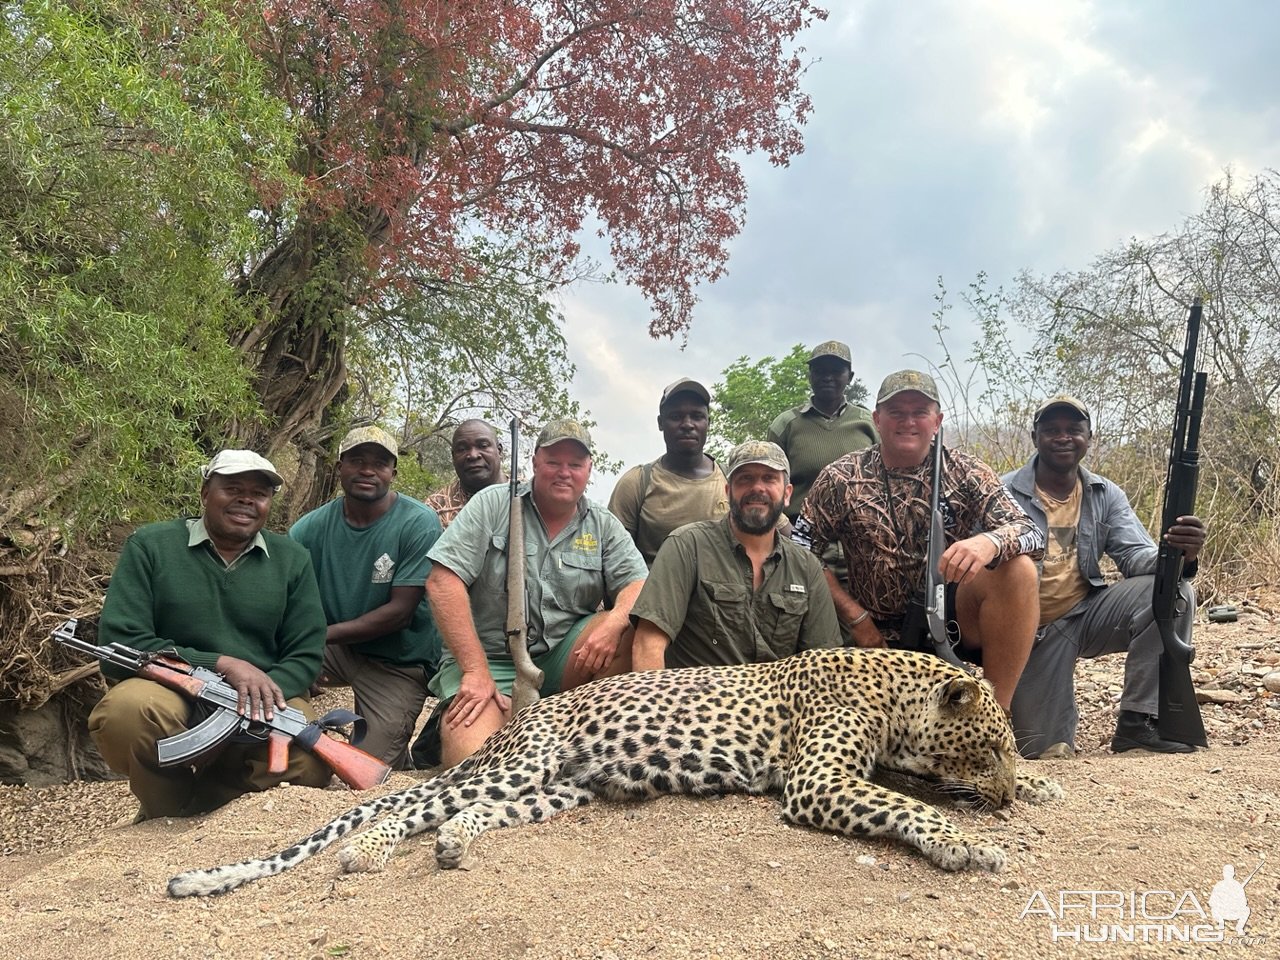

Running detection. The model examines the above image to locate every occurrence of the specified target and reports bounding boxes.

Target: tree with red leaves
[231,0,824,511]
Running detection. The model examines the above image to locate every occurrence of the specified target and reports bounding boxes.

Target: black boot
[1111,710,1196,754]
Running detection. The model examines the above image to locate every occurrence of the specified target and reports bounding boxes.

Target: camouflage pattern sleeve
[947,449,1045,563]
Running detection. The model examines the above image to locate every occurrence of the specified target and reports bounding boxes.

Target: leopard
[167,648,1062,897]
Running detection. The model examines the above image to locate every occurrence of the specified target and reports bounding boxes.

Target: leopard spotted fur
[167,648,1062,897]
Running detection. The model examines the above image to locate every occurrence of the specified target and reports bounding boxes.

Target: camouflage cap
[809,340,852,365]
[659,376,711,410]
[1033,394,1091,426]
[876,369,941,405]
[536,418,592,454]
[725,440,790,479]
[338,425,398,460]
[201,450,283,488]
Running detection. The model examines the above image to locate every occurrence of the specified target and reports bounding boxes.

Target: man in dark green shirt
[631,441,840,670]
[767,341,877,523]
[89,450,332,821]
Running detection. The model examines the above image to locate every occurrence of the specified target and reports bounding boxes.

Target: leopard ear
[935,676,983,716]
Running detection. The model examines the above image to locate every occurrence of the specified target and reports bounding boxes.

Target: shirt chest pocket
[558,550,604,612]
[702,580,751,642]
[764,591,808,652]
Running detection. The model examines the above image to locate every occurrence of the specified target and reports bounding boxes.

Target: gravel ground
[1,613,1277,960]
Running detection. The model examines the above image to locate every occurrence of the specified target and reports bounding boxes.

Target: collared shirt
[796,444,1044,620]
[631,516,840,668]
[428,481,647,662]
[1002,456,1191,603]
[767,397,878,519]
[186,517,268,571]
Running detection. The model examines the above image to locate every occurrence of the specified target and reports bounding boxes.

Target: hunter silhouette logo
[1019,856,1267,944]
[1211,859,1263,935]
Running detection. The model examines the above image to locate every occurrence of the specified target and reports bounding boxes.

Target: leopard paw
[435,827,468,869]
[1015,773,1064,804]
[336,834,392,874]
[926,837,1008,872]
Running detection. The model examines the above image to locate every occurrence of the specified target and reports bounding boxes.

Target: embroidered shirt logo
[572,532,599,553]
[372,553,395,583]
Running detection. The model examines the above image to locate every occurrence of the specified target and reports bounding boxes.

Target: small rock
[1196,687,1247,705]
[855,854,877,866]
[1262,671,1280,693]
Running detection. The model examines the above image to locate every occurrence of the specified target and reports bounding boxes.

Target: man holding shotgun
[793,370,1043,712]
[88,450,334,821]
[1004,395,1206,758]
[425,419,647,767]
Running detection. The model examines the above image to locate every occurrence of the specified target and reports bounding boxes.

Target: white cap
[201,450,283,488]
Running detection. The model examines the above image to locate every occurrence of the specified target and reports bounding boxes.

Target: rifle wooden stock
[506,418,544,715]
[299,732,391,790]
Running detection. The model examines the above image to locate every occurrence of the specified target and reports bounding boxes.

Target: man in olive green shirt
[767,340,877,523]
[631,441,840,670]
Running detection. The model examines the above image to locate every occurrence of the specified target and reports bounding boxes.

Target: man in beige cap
[423,419,648,766]
[768,341,877,524]
[1003,395,1207,757]
[631,440,839,670]
[289,425,443,768]
[609,377,728,565]
[793,371,1043,712]
[89,449,332,821]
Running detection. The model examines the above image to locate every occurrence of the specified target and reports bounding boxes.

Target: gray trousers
[321,645,429,770]
[1010,575,1196,758]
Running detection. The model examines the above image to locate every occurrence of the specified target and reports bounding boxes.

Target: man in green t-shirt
[609,377,728,565]
[89,450,332,821]
[290,426,443,769]
[631,440,839,670]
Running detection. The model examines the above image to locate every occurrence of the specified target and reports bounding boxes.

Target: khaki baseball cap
[809,340,852,364]
[201,450,283,488]
[536,419,592,454]
[1033,394,1091,426]
[876,369,941,405]
[659,377,711,410]
[725,440,790,478]
[338,425,399,460]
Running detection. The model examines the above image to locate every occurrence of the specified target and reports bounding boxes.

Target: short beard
[730,496,783,536]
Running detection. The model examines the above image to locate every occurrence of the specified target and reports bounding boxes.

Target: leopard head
[885,671,1018,810]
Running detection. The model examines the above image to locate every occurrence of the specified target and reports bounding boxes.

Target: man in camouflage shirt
[793,370,1044,710]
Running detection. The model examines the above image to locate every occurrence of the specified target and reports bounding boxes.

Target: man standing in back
[609,377,728,565]
[426,419,506,528]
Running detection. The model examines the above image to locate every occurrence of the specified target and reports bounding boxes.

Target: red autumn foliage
[253,0,825,336]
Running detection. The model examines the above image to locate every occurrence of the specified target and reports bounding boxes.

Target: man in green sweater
[88,450,332,821]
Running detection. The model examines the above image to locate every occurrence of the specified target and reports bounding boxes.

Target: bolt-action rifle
[1152,298,1209,747]
[506,418,544,715]
[53,619,391,789]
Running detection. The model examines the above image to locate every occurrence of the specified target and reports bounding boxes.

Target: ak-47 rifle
[506,418,544,715]
[53,619,391,790]
[923,428,966,668]
[1152,298,1209,747]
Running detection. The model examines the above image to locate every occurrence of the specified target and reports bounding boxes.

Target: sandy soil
[1,614,1277,960]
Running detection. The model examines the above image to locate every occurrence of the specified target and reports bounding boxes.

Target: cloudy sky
[557,0,1280,500]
